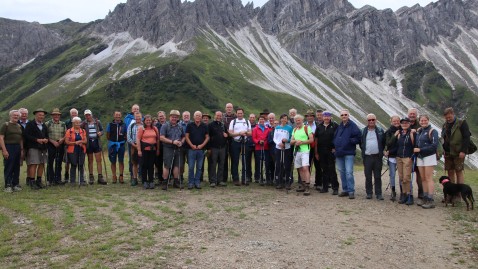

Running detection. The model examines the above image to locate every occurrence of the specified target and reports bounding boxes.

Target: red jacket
[252,125,271,150]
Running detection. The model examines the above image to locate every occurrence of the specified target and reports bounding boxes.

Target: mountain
[0,0,477,166]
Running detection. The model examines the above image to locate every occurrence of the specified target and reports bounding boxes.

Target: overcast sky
[0,0,436,24]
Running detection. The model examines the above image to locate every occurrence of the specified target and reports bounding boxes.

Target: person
[246,113,256,182]
[222,103,236,182]
[107,111,126,184]
[45,108,66,186]
[305,109,321,189]
[394,117,416,205]
[185,111,209,189]
[127,112,143,186]
[408,107,424,202]
[65,117,87,186]
[199,113,212,182]
[18,107,29,185]
[137,115,160,189]
[266,113,276,182]
[267,112,275,128]
[313,109,324,189]
[273,114,293,189]
[160,110,186,190]
[179,111,191,183]
[24,108,49,190]
[155,111,167,182]
[208,111,228,187]
[334,109,361,199]
[314,111,339,195]
[64,108,78,182]
[360,113,386,200]
[441,107,471,184]
[0,110,24,192]
[384,115,401,201]
[316,109,324,125]
[124,104,140,179]
[414,114,439,209]
[252,115,272,186]
[81,109,107,185]
[228,108,252,186]
[291,114,314,196]
[288,108,297,127]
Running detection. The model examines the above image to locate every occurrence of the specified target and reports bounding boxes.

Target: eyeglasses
[340,114,348,116]
[368,119,376,122]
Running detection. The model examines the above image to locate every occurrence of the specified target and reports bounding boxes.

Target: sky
[0,0,436,24]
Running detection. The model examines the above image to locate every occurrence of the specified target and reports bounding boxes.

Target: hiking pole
[101,149,109,182]
[292,145,299,193]
[42,150,48,189]
[166,147,176,191]
[241,137,246,185]
[407,155,416,205]
[179,145,183,190]
[260,143,264,186]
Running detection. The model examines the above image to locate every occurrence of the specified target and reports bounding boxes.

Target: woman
[0,110,24,192]
[414,115,439,209]
[384,115,400,201]
[273,114,293,190]
[137,115,160,189]
[394,117,416,205]
[65,117,87,186]
[252,115,271,186]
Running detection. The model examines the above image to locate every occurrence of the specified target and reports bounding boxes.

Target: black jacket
[24,120,49,150]
[208,121,227,148]
[315,121,338,153]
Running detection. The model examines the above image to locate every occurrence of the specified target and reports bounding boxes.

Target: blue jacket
[124,113,135,131]
[416,125,439,158]
[333,120,361,157]
[360,126,386,159]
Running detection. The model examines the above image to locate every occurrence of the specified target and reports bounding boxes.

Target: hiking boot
[112,176,117,184]
[405,195,414,205]
[143,182,149,189]
[173,179,181,188]
[416,197,425,206]
[296,184,305,192]
[4,186,13,193]
[79,181,88,187]
[131,178,138,186]
[338,192,348,197]
[209,183,216,188]
[89,174,95,185]
[149,182,155,189]
[97,174,107,185]
[303,184,311,196]
[315,186,322,192]
[320,188,329,193]
[233,181,241,186]
[348,193,355,199]
[218,182,227,187]
[422,198,435,209]
[376,194,384,200]
[390,190,397,202]
[276,185,284,189]
[366,194,372,199]
[332,190,338,195]
[36,179,44,189]
[398,194,408,204]
[195,185,202,190]
[285,184,292,190]
[13,185,22,192]
[119,175,124,184]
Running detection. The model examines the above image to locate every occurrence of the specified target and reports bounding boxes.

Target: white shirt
[229,118,251,142]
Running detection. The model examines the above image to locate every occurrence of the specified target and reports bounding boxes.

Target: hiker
[65,117,87,185]
[414,114,439,209]
[441,107,472,184]
[313,109,324,190]
[314,111,339,195]
[154,111,167,181]
[185,111,210,189]
[208,111,228,187]
[18,107,29,186]
[1,110,24,192]
[124,104,140,180]
[160,110,185,190]
[334,109,361,199]
[384,115,401,201]
[45,108,66,186]
[273,114,293,189]
[179,111,191,184]
[199,113,212,182]
[408,107,424,203]
[305,109,321,190]
[106,111,126,184]
[222,103,236,183]
[266,112,275,128]
[81,109,107,185]
[137,115,160,189]
[24,108,49,190]
[228,108,252,186]
[265,112,276,182]
[246,113,256,183]
[64,108,78,182]
[291,114,314,196]
[360,113,386,200]
[252,115,272,186]
[288,108,297,127]
[393,117,416,205]
[127,112,143,186]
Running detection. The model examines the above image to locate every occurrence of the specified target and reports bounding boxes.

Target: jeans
[388,160,397,187]
[188,149,205,187]
[230,141,246,181]
[3,144,21,187]
[336,155,355,194]
[209,147,226,184]
[363,155,383,195]
[47,143,64,183]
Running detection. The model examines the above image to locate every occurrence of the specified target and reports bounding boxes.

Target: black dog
[439,176,474,211]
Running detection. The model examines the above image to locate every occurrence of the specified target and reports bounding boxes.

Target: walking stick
[101,149,108,182]
[42,150,48,189]
[178,146,183,190]
[260,144,264,185]
[166,147,176,191]
[241,138,246,185]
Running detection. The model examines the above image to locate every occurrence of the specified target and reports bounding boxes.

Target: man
[208,111,228,187]
[107,111,126,184]
[228,108,252,186]
[441,107,471,184]
[360,113,386,200]
[160,110,186,190]
[222,103,236,182]
[291,114,314,196]
[127,112,143,186]
[45,108,66,185]
[81,109,107,185]
[305,109,321,189]
[316,109,324,125]
[155,111,167,182]
[18,108,29,129]
[1,110,24,192]
[185,111,209,189]
[24,108,49,190]
[200,113,212,182]
[246,113,257,182]
[288,108,297,127]
[315,111,339,194]
[333,109,361,199]
[64,108,78,182]
[408,107,424,203]
[266,112,276,182]
[179,111,191,183]
[124,104,140,179]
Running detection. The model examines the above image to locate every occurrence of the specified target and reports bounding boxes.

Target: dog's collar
[441,179,450,184]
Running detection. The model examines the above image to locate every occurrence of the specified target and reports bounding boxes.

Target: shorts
[108,143,126,163]
[294,151,310,168]
[86,139,102,154]
[26,148,48,165]
[131,146,139,165]
[416,155,437,167]
[163,146,181,169]
[444,154,464,171]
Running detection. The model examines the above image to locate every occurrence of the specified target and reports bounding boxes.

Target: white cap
[84,109,92,115]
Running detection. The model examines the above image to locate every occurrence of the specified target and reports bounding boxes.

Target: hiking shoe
[112,176,117,184]
[97,174,107,185]
[149,182,155,189]
[285,185,292,190]
[416,198,425,206]
[218,182,227,187]
[209,183,216,188]
[376,195,384,200]
[304,185,311,196]
[366,194,373,199]
[79,181,88,187]
[13,185,22,192]
[348,193,355,199]
[233,181,241,186]
[4,186,13,193]
[398,194,408,204]
[332,190,338,195]
[89,174,95,185]
[188,185,194,190]
[276,185,284,189]
[173,179,181,188]
[131,178,138,186]
[119,175,124,184]
[405,195,414,205]
[390,190,397,201]
[338,192,348,197]
[195,185,202,189]
[296,184,305,192]
[143,182,149,189]
[36,179,44,189]
[320,188,328,193]
[422,199,435,209]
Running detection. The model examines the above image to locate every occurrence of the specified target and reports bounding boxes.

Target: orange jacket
[65,128,87,153]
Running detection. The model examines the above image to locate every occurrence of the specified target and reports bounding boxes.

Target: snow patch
[120,67,142,80]
[14,58,35,71]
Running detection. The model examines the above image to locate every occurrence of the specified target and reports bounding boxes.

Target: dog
[439,176,474,211]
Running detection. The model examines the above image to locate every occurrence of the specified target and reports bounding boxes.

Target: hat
[169,110,180,116]
[322,111,332,117]
[202,113,211,119]
[259,109,270,116]
[84,109,92,115]
[51,108,61,115]
[400,117,410,123]
[305,109,315,117]
[33,108,48,115]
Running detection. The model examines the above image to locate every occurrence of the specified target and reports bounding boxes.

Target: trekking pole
[280,148,285,191]
[101,149,108,182]
[241,137,246,185]
[260,143,264,185]
[166,147,176,191]
[292,145,299,192]
[178,145,183,190]
[42,150,48,189]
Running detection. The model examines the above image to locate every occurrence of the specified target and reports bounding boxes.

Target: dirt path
[161,172,474,269]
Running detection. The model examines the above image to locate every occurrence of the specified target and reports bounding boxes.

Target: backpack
[232,119,250,130]
[427,128,442,160]
[442,119,477,155]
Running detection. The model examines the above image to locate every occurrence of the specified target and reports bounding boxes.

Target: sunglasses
[368,119,376,122]
[340,114,348,116]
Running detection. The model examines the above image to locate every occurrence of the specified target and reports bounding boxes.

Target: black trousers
[223,139,232,182]
[318,150,338,191]
[364,154,383,195]
[309,148,322,186]
[47,143,65,183]
[274,148,292,186]
[141,150,156,183]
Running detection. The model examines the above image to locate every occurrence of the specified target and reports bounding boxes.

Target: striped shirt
[127,122,143,145]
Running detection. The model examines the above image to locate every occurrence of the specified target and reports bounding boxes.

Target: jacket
[384,125,400,158]
[208,121,227,149]
[65,128,86,153]
[416,125,439,158]
[315,121,338,153]
[124,112,135,132]
[333,120,361,157]
[396,129,415,158]
[360,126,386,159]
[441,118,471,156]
[23,120,49,150]
[252,124,271,150]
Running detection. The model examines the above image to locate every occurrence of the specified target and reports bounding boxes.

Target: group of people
[0,103,473,208]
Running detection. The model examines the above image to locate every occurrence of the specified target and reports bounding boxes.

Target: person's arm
[199,134,209,150]
[0,134,8,159]
[246,121,252,136]
[252,128,259,144]
[185,131,194,149]
[106,123,111,141]
[460,120,471,156]
[136,127,144,156]
[155,127,160,156]
[307,130,314,145]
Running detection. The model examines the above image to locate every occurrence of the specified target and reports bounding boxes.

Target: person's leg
[95,152,103,175]
[195,150,205,187]
[4,146,14,188]
[418,166,427,195]
[187,149,197,188]
[363,155,373,197]
[147,151,155,184]
[274,149,282,187]
[373,156,383,198]
[344,155,355,195]
[217,147,226,185]
[264,150,271,184]
[11,145,21,187]
[283,149,292,188]
[245,146,253,181]
[55,145,64,183]
[336,157,347,193]
[47,144,56,183]
[209,148,218,184]
[87,153,94,175]
[230,142,240,182]
[140,152,149,188]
